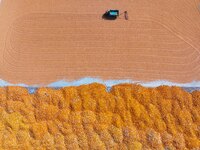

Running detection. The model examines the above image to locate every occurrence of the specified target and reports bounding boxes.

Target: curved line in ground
[194,0,200,15]
[2,46,199,82]
[4,38,200,74]
[2,12,200,80]
[3,48,200,76]
[6,21,196,66]
[137,18,200,54]
[7,16,197,60]
[9,12,200,53]
[2,45,200,75]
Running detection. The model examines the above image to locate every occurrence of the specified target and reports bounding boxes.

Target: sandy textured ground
[0,83,199,149]
[0,0,200,84]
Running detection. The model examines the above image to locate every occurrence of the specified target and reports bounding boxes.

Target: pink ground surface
[0,0,200,84]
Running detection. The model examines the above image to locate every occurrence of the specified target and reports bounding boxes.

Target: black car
[102,10,119,20]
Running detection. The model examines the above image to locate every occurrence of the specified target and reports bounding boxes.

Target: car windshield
[109,12,117,16]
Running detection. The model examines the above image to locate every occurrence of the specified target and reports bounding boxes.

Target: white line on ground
[0,78,200,88]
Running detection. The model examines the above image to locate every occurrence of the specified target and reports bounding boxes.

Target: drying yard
[0,0,200,149]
